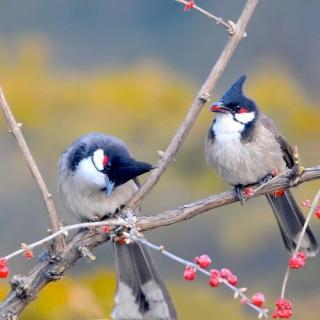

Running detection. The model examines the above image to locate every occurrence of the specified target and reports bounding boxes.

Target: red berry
[288,254,306,269]
[273,188,285,198]
[101,226,110,233]
[243,188,254,197]
[0,258,7,268]
[210,269,220,278]
[0,266,9,278]
[227,274,238,286]
[251,292,265,307]
[183,266,196,281]
[23,250,33,259]
[315,207,320,219]
[183,0,195,11]
[209,277,220,287]
[301,199,311,208]
[208,269,220,287]
[194,254,212,269]
[220,268,232,279]
[296,252,307,261]
[273,298,293,319]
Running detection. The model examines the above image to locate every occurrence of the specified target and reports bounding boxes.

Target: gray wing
[259,113,295,168]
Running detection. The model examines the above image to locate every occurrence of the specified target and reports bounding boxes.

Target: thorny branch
[127,0,259,211]
[0,89,64,253]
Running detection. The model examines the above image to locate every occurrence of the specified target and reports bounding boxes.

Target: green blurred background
[0,0,320,319]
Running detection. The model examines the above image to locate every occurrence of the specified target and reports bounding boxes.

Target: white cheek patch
[234,111,255,124]
[76,157,105,188]
[92,149,104,171]
[213,113,244,135]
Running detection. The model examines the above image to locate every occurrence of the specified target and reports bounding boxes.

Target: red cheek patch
[238,107,248,113]
[103,155,109,167]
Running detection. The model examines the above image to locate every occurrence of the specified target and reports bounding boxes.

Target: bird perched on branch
[205,75,318,256]
[59,132,177,320]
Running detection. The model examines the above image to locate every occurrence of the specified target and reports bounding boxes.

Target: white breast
[206,114,286,186]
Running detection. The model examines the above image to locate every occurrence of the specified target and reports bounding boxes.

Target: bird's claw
[234,184,246,205]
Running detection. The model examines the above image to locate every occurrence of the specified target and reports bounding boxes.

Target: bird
[58,132,177,320]
[205,75,318,256]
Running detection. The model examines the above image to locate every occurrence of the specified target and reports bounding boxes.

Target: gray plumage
[59,132,177,319]
[205,76,318,256]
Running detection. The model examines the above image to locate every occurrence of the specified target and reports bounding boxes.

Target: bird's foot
[290,146,304,186]
[234,184,247,205]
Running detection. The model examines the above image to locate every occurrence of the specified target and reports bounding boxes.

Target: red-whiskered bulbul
[205,75,318,256]
[59,132,177,320]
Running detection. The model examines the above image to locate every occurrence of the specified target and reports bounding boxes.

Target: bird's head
[210,75,258,124]
[67,134,153,197]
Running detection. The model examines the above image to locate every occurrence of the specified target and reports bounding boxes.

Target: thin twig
[135,236,268,318]
[0,88,63,252]
[280,190,320,298]
[175,0,240,35]
[128,0,259,212]
[3,219,128,261]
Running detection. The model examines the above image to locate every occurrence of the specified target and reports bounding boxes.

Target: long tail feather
[266,188,318,256]
[112,242,177,320]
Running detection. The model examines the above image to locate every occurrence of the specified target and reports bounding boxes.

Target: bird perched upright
[205,75,318,256]
[59,132,177,320]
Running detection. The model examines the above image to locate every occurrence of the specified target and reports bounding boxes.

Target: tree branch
[0,89,63,253]
[1,165,318,318]
[0,230,110,319]
[128,0,259,211]
[137,166,320,231]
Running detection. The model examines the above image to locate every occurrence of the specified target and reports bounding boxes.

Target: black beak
[210,101,230,113]
[105,175,115,198]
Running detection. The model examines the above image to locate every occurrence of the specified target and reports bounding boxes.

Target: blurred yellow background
[0,1,320,319]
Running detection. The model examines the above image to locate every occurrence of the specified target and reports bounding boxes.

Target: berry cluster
[0,258,9,278]
[183,1,195,11]
[288,252,307,269]
[301,199,320,219]
[183,254,267,312]
[272,298,293,319]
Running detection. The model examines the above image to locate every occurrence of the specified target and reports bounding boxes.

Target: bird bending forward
[59,132,177,320]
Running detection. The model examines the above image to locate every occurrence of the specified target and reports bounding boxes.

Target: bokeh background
[0,0,320,319]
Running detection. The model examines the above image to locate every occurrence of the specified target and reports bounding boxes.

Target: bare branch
[175,0,240,35]
[0,89,64,253]
[0,229,110,319]
[137,166,320,231]
[0,165,318,317]
[128,0,259,211]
